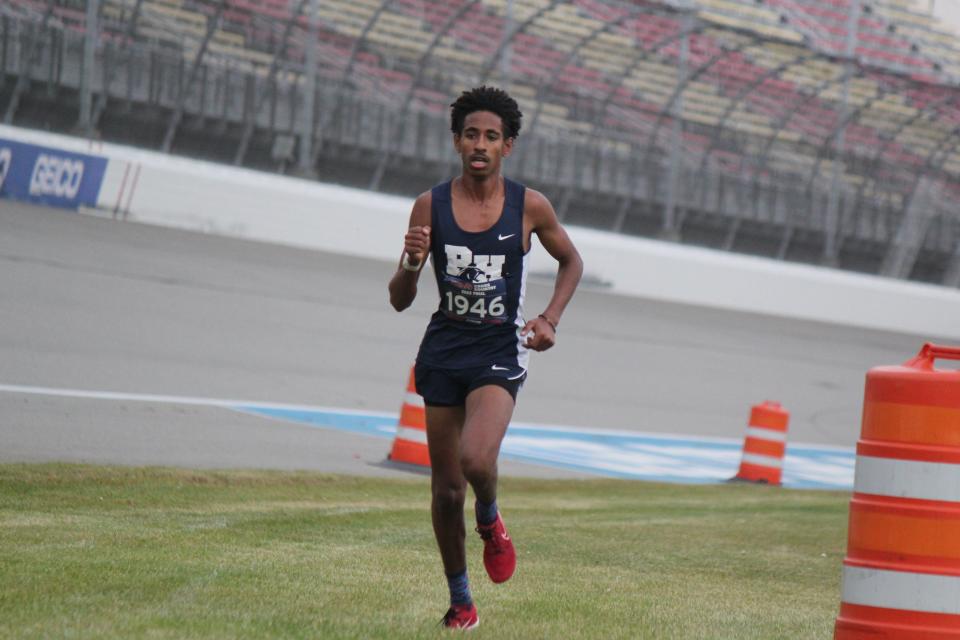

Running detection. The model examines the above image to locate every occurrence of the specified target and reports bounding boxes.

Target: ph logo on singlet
[444,245,505,282]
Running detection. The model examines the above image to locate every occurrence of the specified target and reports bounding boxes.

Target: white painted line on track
[0,383,395,417]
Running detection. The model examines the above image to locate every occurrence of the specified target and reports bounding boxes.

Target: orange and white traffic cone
[732,401,789,485]
[834,343,960,638]
[387,366,430,467]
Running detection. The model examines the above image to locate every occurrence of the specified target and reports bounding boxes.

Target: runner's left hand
[520,316,555,351]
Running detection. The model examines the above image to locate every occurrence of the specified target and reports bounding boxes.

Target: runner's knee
[432,481,467,513]
[460,452,495,486]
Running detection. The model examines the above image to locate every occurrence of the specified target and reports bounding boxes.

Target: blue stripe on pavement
[233,405,854,491]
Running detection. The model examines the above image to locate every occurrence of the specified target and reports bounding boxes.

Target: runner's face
[454,111,513,179]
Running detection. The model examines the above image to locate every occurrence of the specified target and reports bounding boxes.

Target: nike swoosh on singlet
[491,365,510,371]
[498,233,515,241]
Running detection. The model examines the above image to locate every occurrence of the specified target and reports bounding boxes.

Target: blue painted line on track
[233,405,855,491]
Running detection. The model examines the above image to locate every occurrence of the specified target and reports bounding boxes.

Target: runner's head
[451,87,522,178]
[450,86,522,141]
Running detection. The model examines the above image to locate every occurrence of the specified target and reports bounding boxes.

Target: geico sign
[29,153,85,199]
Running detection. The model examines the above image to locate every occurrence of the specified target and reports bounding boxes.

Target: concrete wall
[2,123,958,340]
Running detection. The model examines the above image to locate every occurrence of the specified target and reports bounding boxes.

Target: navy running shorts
[414,362,527,407]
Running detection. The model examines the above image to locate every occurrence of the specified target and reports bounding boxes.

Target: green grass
[0,464,849,639]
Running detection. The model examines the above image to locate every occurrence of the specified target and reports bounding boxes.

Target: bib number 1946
[444,292,505,321]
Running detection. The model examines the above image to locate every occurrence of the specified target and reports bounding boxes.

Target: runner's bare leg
[426,404,468,574]
[460,385,514,505]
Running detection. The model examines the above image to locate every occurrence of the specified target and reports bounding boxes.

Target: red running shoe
[476,512,516,583]
[441,603,479,630]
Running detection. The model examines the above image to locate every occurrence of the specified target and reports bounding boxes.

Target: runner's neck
[455,175,503,207]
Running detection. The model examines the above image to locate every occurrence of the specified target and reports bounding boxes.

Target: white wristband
[401,254,421,272]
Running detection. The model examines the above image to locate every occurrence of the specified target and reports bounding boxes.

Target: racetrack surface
[0,201,936,477]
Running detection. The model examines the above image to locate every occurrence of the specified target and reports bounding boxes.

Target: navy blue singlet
[415,177,531,371]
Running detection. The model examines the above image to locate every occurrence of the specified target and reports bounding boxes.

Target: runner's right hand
[404,225,431,265]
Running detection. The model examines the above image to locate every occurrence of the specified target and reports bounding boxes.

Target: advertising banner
[0,138,107,209]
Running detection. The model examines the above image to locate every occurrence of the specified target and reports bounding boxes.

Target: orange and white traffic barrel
[835,342,960,639]
[732,401,789,485]
[387,366,430,467]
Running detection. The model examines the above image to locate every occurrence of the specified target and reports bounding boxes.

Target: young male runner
[388,86,583,630]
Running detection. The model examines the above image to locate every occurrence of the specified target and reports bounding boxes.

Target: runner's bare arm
[389,192,433,312]
[520,189,583,351]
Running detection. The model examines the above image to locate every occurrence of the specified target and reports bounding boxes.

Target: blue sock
[475,498,498,526]
[446,569,472,606]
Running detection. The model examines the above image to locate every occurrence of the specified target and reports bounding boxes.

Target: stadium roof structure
[2,0,959,284]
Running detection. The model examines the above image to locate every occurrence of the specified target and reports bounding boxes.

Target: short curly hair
[450,86,523,140]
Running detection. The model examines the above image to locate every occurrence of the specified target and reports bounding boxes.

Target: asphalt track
[0,200,940,479]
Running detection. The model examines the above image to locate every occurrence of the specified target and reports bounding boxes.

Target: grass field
[0,464,850,639]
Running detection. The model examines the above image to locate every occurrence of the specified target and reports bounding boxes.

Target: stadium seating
[7,0,958,179]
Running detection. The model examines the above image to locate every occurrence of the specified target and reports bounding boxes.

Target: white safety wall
[1,124,958,340]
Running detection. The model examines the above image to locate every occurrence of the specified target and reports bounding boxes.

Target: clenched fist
[404,225,431,266]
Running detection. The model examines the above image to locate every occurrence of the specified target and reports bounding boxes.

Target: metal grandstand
[2,0,959,285]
